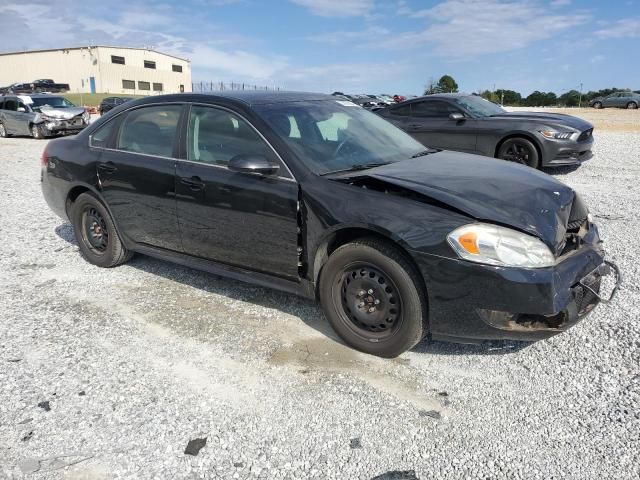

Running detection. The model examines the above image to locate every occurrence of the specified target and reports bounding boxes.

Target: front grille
[578,128,593,142]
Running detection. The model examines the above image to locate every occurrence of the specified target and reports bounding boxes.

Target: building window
[153,83,163,92]
[138,81,151,91]
[111,55,125,65]
[172,64,183,73]
[122,79,135,90]
[144,60,156,69]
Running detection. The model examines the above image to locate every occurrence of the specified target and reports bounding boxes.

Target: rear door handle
[407,123,422,130]
[97,162,117,174]
[180,176,205,191]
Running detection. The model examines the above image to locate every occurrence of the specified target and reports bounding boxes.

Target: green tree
[559,90,581,107]
[495,89,522,106]
[424,75,459,95]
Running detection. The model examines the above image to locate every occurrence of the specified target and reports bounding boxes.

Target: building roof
[0,45,190,63]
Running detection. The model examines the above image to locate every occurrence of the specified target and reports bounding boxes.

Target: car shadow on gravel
[55,222,532,357]
[542,164,581,176]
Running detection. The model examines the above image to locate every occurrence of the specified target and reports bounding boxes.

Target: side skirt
[133,244,316,299]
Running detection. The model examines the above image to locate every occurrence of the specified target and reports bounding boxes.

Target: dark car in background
[589,91,640,109]
[377,93,594,168]
[40,92,618,357]
[98,96,132,115]
[0,94,89,138]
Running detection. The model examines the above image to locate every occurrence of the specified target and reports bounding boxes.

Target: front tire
[31,123,47,139]
[497,137,540,168]
[592,101,602,109]
[319,238,427,358]
[627,102,638,110]
[71,192,132,268]
[0,122,8,138]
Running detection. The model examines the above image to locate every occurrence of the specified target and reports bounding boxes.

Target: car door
[381,103,413,130]
[175,104,299,279]
[95,103,184,251]
[603,93,619,108]
[405,100,478,153]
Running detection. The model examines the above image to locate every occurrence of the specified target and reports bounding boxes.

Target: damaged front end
[328,153,621,342]
[35,107,89,135]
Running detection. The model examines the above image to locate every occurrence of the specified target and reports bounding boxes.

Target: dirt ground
[508,106,640,132]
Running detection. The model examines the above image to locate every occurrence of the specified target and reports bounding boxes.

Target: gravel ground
[0,131,638,480]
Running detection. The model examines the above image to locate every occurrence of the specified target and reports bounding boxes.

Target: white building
[0,46,192,94]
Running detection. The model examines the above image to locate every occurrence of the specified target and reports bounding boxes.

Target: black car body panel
[343,152,576,253]
[377,94,595,167]
[41,92,615,344]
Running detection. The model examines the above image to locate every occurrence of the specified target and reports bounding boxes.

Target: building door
[89,77,96,94]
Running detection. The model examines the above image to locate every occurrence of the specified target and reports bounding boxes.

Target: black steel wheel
[71,192,132,268]
[497,137,539,168]
[81,206,109,254]
[319,238,427,357]
[338,263,403,338]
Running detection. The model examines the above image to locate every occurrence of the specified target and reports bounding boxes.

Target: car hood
[341,151,579,254]
[488,111,592,130]
[38,107,86,119]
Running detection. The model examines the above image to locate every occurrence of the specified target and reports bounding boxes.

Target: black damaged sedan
[41,92,619,357]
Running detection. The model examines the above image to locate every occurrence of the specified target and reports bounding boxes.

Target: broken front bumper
[412,231,621,343]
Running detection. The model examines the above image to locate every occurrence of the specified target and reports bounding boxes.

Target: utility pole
[578,82,583,108]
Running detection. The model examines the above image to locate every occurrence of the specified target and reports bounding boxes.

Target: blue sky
[0,0,638,95]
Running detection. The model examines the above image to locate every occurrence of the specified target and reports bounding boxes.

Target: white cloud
[550,0,571,6]
[590,54,605,63]
[595,19,640,39]
[306,26,390,44]
[390,0,591,57]
[289,0,373,17]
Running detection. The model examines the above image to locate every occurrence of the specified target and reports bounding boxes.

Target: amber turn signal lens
[458,232,479,254]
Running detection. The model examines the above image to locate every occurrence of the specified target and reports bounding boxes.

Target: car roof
[136,91,333,107]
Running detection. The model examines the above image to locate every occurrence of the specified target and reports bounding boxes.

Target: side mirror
[449,112,465,121]
[17,107,26,113]
[229,154,279,176]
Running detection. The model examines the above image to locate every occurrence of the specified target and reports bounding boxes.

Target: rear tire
[0,122,8,138]
[319,238,427,358]
[497,137,539,168]
[71,192,132,268]
[627,102,638,110]
[592,101,602,109]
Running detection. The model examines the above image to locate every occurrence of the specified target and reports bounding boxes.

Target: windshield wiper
[410,148,437,158]
[320,162,391,176]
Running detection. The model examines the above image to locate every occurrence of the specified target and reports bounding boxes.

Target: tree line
[424,75,638,107]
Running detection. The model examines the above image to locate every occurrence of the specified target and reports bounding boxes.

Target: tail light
[40,146,48,167]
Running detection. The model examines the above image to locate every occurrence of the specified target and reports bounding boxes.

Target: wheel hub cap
[340,266,400,333]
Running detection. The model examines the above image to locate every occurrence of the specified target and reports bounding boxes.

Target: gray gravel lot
[1,132,638,479]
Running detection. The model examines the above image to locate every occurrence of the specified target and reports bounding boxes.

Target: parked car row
[331,92,409,109]
[0,79,70,95]
[588,91,639,109]
[40,91,619,357]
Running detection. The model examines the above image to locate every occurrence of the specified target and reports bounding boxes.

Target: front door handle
[97,162,117,174]
[180,176,205,191]
[407,123,422,130]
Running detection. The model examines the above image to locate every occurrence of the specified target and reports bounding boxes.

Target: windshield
[31,97,76,111]
[453,95,505,117]
[254,100,426,175]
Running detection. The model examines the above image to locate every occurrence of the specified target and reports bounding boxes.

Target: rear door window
[412,101,458,118]
[4,99,18,111]
[116,105,182,157]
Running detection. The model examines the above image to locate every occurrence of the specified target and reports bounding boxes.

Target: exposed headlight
[540,130,574,140]
[447,223,555,268]
[82,111,90,122]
